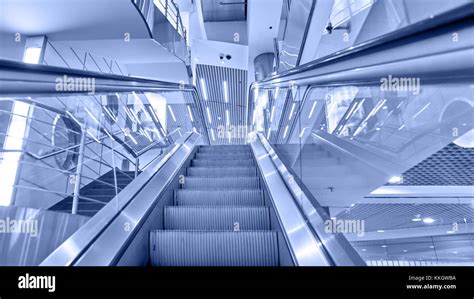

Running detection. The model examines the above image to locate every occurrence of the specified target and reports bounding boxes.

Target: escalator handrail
[0,59,196,93]
[253,132,366,266]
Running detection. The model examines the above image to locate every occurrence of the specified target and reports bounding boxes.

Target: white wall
[204,21,248,45]
[191,39,248,71]
[125,62,189,83]
[0,32,26,61]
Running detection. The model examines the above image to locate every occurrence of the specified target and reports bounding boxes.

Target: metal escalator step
[198,147,251,154]
[164,206,271,230]
[187,167,257,177]
[199,145,249,150]
[183,177,259,189]
[175,190,264,206]
[150,230,279,266]
[196,153,252,159]
[192,159,254,167]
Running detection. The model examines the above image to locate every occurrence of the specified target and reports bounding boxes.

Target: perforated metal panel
[389,143,474,186]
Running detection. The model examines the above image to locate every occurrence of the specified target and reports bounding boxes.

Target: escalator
[150,145,280,266]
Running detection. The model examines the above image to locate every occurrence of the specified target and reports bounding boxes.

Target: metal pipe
[71,127,86,215]
[135,157,139,178]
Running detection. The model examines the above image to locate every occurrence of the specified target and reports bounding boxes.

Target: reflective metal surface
[0,59,198,95]
[40,132,200,266]
[0,206,89,265]
[251,132,366,266]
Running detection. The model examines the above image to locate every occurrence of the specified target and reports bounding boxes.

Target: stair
[49,170,137,217]
[150,145,280,266]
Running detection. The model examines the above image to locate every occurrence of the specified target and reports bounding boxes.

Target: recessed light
[411,218,422,222]
[446,230,455,234]
[422,217,435,224]
[388,176,403,184]
[361,249,367,252]
[381,245,387,248]
[377,230,385,233]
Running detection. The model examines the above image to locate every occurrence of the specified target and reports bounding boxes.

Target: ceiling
[201,0,247,22]
[353,233,474,264]
[338,203,473,232]
[0,0,149,40]
[195,64,248,145]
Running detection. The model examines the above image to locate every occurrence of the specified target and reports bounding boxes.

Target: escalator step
[196,153,252,159]
[192,159,254,167]
[164,206,271,230]
[187,167,257,177]
[175,190,264,206]
[150,230,279,266]
[183,177,259,189]
[198,147,251,154]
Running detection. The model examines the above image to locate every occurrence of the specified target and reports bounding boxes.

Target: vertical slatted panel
[195,64,248,145]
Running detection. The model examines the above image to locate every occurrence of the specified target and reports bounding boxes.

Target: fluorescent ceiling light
[289,102,296,120]
[308,101,317,119]
[187,105,194,122]
[223,81,229,103]
[225,109,230,126]
[206,106,212,124]
[411,218,422,222]
[283,125,289,138]
[200,78,208,100]
[299,127,307,138]
[168,105,176,122]
[274,87,279,99]
[23,47,42,64]
[270,106,275,122]
[210,128,215,141]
